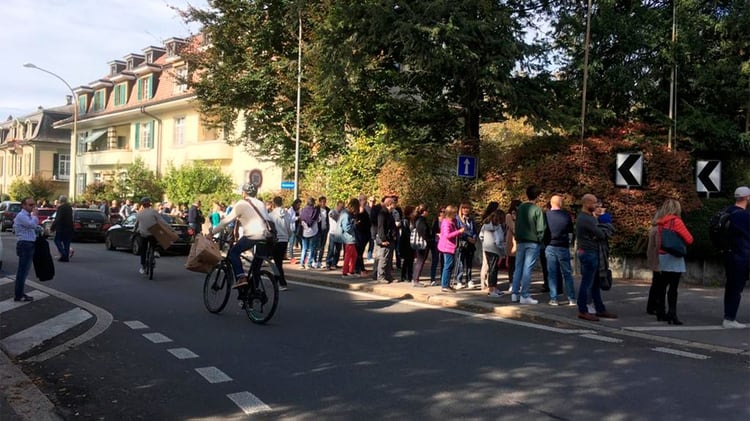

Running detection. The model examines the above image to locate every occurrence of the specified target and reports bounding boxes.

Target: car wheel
[105,235,116,250]
[132,238,140,255]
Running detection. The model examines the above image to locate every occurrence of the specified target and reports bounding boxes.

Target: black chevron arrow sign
[616,153,643,187]
[696,160,721,193]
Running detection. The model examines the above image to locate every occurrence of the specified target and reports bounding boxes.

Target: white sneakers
[138,267,146,275]
[722,319,747,329]
[520,296,538,304]
[548,299,559,306]
[487,291,504,297]
[467,281,477,289]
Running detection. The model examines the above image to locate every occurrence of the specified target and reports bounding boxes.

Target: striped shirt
[13,209,39,242]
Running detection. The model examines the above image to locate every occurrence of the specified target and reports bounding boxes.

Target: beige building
[54,37,281,200]
[0,104,72,199]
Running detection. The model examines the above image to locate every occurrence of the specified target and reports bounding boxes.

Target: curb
[284,269,749,357]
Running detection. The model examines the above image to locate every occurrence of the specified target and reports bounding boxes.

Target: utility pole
[667,0,677,152]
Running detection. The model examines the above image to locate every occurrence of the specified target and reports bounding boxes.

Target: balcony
[84,149,133,167]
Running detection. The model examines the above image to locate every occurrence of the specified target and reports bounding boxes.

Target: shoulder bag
[660,219,687,257]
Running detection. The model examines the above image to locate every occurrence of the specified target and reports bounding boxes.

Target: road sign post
[457,155,478,178]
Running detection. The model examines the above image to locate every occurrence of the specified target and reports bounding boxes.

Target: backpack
[709,206,737,253]
[410,224,427,250]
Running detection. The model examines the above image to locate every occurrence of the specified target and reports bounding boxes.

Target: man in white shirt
[211,183,270,288]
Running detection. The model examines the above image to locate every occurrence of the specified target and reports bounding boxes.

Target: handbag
[660,219,686,257]
[600,269,613,291]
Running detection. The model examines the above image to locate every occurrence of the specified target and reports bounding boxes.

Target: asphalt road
[2,234,749,420]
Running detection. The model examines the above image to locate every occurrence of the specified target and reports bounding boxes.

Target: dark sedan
[105,213,193,255]
[42,208,111,242]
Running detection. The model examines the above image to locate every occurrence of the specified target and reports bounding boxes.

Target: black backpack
[709,206,737,253]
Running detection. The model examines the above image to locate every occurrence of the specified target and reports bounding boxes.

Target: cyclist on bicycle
[210,182,271,288]
[134,197,161,275]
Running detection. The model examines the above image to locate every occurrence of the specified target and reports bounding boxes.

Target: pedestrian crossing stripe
[0,291,49,313]
[1,308,93,357]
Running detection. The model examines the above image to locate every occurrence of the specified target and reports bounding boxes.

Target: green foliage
[8,176,56,202]
[111,157,164,203]
[80,181,115,204]
[162,161,235,206]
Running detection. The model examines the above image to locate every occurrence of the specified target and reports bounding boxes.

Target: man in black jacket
[51,195,74,262]
[375,198,397,283]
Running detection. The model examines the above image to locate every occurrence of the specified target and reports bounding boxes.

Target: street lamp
[23,63,78,198]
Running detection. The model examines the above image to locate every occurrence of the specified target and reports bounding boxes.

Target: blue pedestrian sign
[457,155,478,178]
[280,181,295,190]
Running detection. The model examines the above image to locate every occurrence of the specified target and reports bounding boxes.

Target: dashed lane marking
[625,325,726,332]
[652,347,711,360]
[227,391,272,415]
[580,333,624,343]
[124,320,149,330]
[195,366,232,384]
[167,347,199,359]
[1,308,93,357]
[0,290,49,313]
[142,332,173,343]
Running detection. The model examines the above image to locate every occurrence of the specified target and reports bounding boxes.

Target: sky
[0,0,207,120]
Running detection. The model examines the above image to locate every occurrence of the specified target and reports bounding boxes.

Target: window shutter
[149,120,155,148]
[148,74,154,99]
[134,123,140,149]
[137,79,142,100]
[53,153,59,177]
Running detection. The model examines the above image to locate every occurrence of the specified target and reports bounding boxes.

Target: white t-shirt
[211,197,269,241]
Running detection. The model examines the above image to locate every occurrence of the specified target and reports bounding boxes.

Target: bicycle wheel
[243,270,279,324]
[204,263,231,313]
[146,241,155,280]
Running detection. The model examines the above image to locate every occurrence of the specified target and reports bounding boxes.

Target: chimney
[66,95,73,105]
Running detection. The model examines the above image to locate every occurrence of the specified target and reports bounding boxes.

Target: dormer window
[78,95,88,115]
[137,75,154,101]
[92,89,106,112]
[174,66,188,94]
[110,64,118,75]
[114,82,128,106]
[145,51,153,64]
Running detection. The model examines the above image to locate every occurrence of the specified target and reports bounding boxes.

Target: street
[1,233,749,420]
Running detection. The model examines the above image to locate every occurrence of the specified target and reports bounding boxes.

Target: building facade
[0,104,73,199]
[54,37,282,200]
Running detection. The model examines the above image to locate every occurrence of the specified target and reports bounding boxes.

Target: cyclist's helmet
[242,182,258,197]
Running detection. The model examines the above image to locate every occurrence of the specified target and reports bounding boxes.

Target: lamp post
[23,63,78,198]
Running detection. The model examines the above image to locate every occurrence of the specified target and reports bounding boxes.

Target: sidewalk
[283,261,750,356]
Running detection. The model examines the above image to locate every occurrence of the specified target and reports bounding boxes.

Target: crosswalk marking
[0,277,13,286]
[142,332,172,343]
[195,366,232,383]
[0,308,93,356]
[0,291,49,314]
[227,391,272,415]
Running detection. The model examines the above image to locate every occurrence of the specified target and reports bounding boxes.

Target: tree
[8,176,56,202]
[80,181,115,204]
[111,158,164,203]
[162,161,234,206]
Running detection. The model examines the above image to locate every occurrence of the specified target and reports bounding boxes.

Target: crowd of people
[11,183,749,329]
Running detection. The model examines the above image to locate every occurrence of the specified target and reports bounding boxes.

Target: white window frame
[58,153,70,180]
[174,117,185,146]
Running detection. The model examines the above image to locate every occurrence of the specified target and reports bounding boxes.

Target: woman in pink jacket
[438,205,465,292]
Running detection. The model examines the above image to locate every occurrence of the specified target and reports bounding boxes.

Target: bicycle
[136,235,157,280]
[203,231,280,324]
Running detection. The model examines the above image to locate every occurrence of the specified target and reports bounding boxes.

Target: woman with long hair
[481,206,506,297]
[479,202,500,290]
[646,199,693,324]
[437,205,465,292]
[429,207,445,285]
[505,199,522,292]
[399,205,416,282]
[339,198,360,277]
[411,204,431,288]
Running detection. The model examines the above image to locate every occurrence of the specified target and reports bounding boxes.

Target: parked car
[36,207,56,225]
[42,208,111,242]
[0,201,22,232]
[105,213,194,255]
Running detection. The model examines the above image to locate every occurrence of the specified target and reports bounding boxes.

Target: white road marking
[0,290,49,313]
[1,308,93,357]
[167,348,199,359]
[625,325,726,332]
[288,281,595,335]
[652,347,710,360]
[227,391,272,415]
[195,366,232,383]
[0,277,14,286]
[142,332,173,343]
[123,320,149,330]
[580,334,624,343]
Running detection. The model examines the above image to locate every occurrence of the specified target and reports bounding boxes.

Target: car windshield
[9,204,21,212]
[161,214,185,225]
[75,210,106,222]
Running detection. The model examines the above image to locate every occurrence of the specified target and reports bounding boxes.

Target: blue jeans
[228,237,264,280]
[511,242,540,298]
[300,235,319,267]
[430,244,442,282]
[15,241,35,299]
[326,237,342,268]
[441,252,456,288]
[287,230,297,259]
[54,232,72,261]
[545,246,576,300]
[577,249,606,314]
